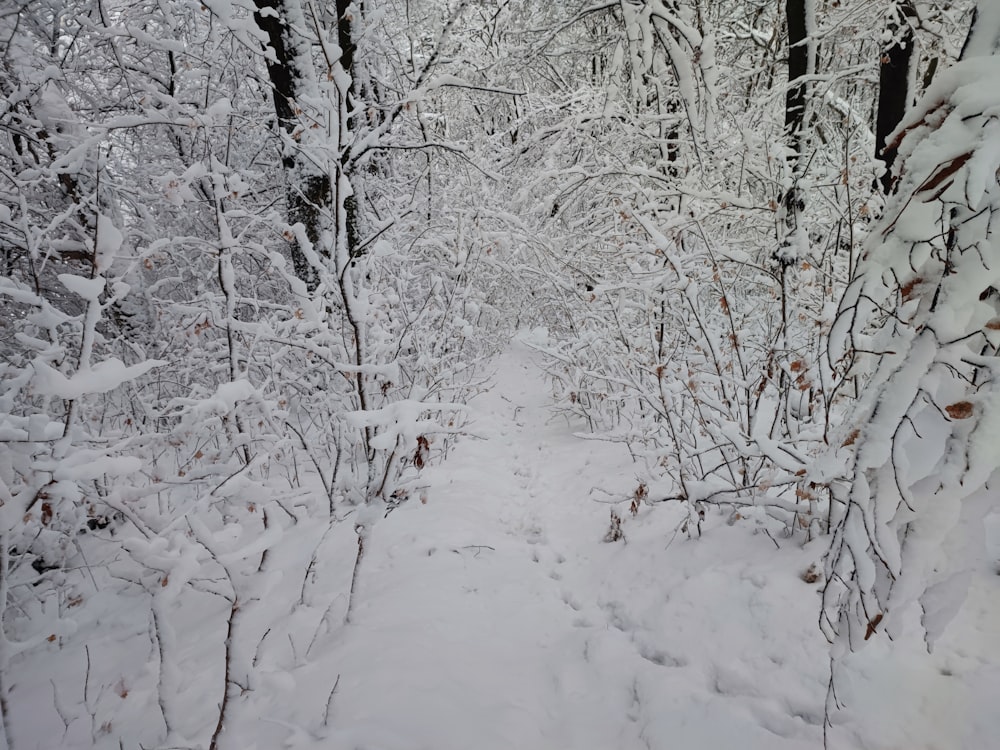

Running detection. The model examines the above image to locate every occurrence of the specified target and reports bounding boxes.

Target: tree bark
[875,1,916,194]
[253,0,334,288]
[784,0,808,164]
[780,0,812,259]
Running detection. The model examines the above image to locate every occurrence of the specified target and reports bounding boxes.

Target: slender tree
[779,0,813,250]
[875,1,917,194]
[784,0,809,163]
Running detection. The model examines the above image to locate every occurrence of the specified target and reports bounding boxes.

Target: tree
[823,0,1000,654]
[874,1,917,194]
[1,0,992,746]
[2,0,514,745]
[251,0,336,287]
[784,0,810,165]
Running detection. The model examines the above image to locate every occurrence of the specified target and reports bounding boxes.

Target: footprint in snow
[561,591,583,611]
[635,641,686,668]
[524,526,546,544]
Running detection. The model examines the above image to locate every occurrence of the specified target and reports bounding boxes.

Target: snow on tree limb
[824,52,1000,654]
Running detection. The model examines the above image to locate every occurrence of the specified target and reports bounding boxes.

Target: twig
[300,519,339,606]
[344,527,365,625]
[823,657,841,750]
[762,528,781,550]
[458,545,495,558]
[84,646,92,707]
[322,674,340,727]
[209,459,255,497]
[252,628,271,668]
[71,537,99,590]
[50,679,72,738]
[208,598,239,750]
[150,603,173,738]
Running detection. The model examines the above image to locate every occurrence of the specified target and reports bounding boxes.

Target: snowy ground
[11,334,1000,749]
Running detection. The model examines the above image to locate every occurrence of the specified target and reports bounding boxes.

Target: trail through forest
[307,334,1000,750]
[9,334,1000,750]
[7,3,1000,749]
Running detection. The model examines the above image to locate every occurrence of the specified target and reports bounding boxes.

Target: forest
[2,0,999,748]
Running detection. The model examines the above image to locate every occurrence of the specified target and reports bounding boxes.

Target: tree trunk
[779,0,812,260]
[875,1,916,194]
[784,0,808,164]
[253,0,334,288]
[335,0,365,259]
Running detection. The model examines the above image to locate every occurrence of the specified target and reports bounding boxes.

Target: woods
[1,1,996,748]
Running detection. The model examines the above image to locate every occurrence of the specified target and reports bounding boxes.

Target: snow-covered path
[10,336,999,750]
[308,336,1000,750]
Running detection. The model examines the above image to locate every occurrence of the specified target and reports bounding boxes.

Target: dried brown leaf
[864,612,884,640]
[945,401,974,419]
[801,564,821,584]
[900,277,922,302]
[917,152,972,197]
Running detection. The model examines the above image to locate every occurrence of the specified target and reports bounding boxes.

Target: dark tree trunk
[779,0,811,260]
[336,0,357,118]
[336,0,367,259]
[875,1,916,194]
[784,0,808,164]
[254,0,335,288]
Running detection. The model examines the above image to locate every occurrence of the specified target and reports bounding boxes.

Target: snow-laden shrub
[823,54,1000,653]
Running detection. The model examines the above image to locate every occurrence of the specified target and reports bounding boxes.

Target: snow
[31,357,166,400]
[824,40,1000,656]
[961,1,1000,59]
[94,214,123,271]
[344,398,466,450]
[9,340,999,750]
[58,273,104,301]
